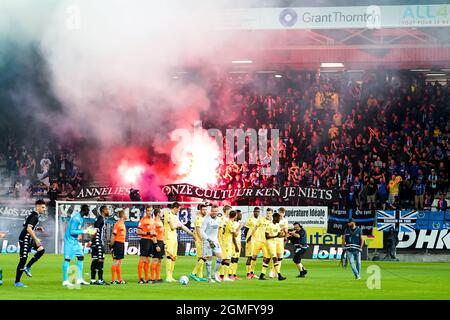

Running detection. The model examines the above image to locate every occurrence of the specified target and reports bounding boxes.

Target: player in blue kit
[62,204,97,288]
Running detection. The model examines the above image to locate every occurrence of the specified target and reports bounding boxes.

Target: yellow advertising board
[303,227,383,249]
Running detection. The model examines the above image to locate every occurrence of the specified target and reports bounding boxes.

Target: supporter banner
[218,5,450,30]
[377,210,418,232]
[352,210,376,235]
[75,186,130,199]
[397,229,450,250]
[163,183,338,202]
[326,209,348,235]
[415,211,450,230]
[327,209,375,236]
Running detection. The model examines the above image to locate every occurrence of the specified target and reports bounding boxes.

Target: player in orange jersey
[150,208,165,283]
[137,205,154,284]
[110,210,128,284]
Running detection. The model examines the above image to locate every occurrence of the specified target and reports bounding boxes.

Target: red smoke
[107,147,170,201]
[171,127,221,188]
[108,131,223,200]
[117,161,145,186]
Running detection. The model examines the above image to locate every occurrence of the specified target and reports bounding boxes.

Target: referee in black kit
[15,199,47,287]
[288,222,309,278]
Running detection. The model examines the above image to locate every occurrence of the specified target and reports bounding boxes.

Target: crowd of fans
[203,70,449,210]
[0,138,85,204]
[1,69,449,211]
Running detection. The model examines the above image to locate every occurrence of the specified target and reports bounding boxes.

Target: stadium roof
[217,28,450,70]
[209,2,450,71]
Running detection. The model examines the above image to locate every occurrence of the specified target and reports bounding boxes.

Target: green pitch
[1,254,449,300]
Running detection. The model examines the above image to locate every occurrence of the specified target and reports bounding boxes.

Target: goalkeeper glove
[207,239,216,249]
[85,226,97,236]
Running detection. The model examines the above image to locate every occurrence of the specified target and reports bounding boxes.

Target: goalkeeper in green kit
[62,204,97,288]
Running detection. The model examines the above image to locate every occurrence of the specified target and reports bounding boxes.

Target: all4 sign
[398,230,450,249]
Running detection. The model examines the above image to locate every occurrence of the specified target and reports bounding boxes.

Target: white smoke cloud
[1,0,248,192]
[38,0,228,146]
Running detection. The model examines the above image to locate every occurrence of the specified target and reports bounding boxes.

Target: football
[179,275,189,285]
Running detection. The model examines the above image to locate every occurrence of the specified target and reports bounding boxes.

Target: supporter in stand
[1,70,448,208]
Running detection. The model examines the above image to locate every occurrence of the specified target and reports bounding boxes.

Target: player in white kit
[200,205,223,283]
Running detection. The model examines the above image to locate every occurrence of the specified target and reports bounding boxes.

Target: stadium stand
[0,70,448,210]
[203,70,449,208]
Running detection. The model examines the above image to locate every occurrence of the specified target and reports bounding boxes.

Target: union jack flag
[376,210,418,232]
